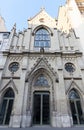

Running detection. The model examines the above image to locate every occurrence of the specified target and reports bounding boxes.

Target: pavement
[0,126,84,130]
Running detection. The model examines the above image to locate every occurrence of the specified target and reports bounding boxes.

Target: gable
[26,57,58,82]
[66,79,84,95]
[28,9,57,28]
[0,78,18,94]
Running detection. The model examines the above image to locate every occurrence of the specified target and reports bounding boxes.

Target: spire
[13,23,16,30]
[11,23,16,34]
[0,15,7,32]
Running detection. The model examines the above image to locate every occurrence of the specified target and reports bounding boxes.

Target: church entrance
[33,92,50,125]
[69,89,84,125]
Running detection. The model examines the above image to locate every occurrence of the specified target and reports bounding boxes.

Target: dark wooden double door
[33,92,50,125]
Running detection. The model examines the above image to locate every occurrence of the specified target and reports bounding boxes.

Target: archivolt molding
[26,57,58,112]
[0,78,18,95]
[32,25,53,36]
[66,79,84,96]
[25,57,58,82]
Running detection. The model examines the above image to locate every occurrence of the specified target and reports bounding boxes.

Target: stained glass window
[65,63,75,72]
[9,62,19,72]
[69,89,80,99]
[34,74,49,86]
[34,28,50,47]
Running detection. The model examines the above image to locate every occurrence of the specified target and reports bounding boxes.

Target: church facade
[0,1,84,128]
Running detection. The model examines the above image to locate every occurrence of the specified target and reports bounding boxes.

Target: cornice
[2,76,20,79]
[1,50,83,57]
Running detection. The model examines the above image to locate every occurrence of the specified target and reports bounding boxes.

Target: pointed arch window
[34,28,50,47]
[69,89,84,125]
[34,74,49,86]
[0,88,15,125]
[69,89,80,99]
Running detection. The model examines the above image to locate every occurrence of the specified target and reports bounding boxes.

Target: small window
[34,74,49,86]
[3,33,9,39]
[34,28,50,48]
[0,41,2,49]
[8,62,19,72]
[65,62,75,73]
[0,41,1,45]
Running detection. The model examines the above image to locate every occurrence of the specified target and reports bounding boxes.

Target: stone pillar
[26,110,32,127]
[20,82,28,127]
[51,79,59,127]
[21,82,32,127]
[82,95,84,120]
[9,56,27,127]
[56,69,71,127]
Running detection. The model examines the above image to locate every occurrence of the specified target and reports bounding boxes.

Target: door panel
[76,100,84,124]
[5,99,13,124]
[33,94,41,124]
[70,100,78,124]
[43,94,50,124]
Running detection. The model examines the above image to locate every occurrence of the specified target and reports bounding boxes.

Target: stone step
[0,126,84,130]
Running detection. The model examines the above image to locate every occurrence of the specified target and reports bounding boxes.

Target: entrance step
[0,126,84,130]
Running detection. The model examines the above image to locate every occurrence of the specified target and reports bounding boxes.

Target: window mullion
[74,100,80,124]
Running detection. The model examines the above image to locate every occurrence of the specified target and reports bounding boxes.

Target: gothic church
[0,0,84,128]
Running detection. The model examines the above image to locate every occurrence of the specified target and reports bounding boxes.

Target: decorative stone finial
[13,23,16,29]
[41,6,45,11]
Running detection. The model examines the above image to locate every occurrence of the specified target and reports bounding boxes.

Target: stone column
[9,56,28,127]
[51,78,59,127]
[20,82,28,127]
[9,70,26,127]
[56,69,71,127]
[21,81,32,127]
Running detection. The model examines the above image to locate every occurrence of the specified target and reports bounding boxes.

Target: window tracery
[34,74,49,86]
[34,28,50,47]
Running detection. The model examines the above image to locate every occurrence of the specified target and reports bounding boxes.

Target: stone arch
[29,68,53,86]
[68,88,81,99]
[32,25,53,36]
[0,79,18,96]
[27,67,56,113]
[26,57,59,83]
[66,80,84,98]
[0,87,15,99]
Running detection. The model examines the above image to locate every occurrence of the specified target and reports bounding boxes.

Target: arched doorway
[0,88,15,125]
[32,74,50,125]
[69,89,84,125]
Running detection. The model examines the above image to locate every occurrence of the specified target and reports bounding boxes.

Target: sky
[0,0,66,31]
